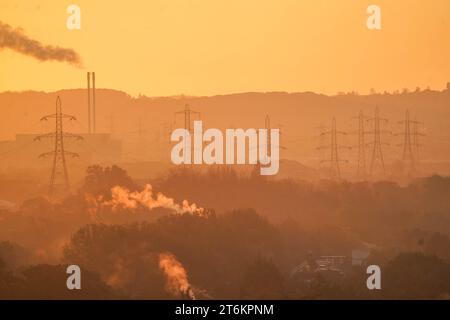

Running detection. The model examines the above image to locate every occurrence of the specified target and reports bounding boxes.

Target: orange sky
[1,0,450,96]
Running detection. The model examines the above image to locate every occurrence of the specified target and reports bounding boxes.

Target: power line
[366,106,389,177]
[265,115,271,155]
[395,109,424,176]
[351,110,369,180]
[34,96,83,197]
[315,122,327,169]
[412,116,425,167]
[174,104,201,163]
[318,117,350,180]
[263,115,287,153]
[175,103,200,133]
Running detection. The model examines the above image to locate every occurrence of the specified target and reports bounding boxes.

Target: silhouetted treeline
[0,165,450,299]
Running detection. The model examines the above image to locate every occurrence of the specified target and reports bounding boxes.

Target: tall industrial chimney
[87,72,96,134]
[87,72,91,133]
[93,72,96,134]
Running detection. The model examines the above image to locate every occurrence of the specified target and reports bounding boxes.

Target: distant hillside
[1,88,450,176]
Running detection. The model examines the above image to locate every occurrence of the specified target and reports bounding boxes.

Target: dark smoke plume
[0,21,82,67]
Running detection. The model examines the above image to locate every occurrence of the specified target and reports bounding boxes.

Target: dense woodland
[1,165,450,299]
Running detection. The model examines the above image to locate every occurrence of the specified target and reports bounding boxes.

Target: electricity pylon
[318,117,350,180]
[265,115,272,155]
[175,104,201,133]
[412,116,425,166]
[316,122,327,169]
[175,104,201,164]
[395,110,424,176]
[352,110,368,180]
[264,115,286,152]
[366,106,389,176]
[35,96,82,196]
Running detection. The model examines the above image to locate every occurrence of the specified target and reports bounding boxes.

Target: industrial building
[0,133,122,169]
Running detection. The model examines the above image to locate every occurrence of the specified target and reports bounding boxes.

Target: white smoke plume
[87,184,206,217]
[158,252,196,300]
[0,21,81,67]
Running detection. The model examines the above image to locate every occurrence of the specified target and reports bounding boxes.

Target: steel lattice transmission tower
[265,114,271,154]
[263,114,286,160]
[174,104,201,164]
[318,117,350,180]
[35,96,83,196]
[367,106,389,176]
[412,116,424,166]
[316,122,327,169]
[353,110,368,180]
[175,104,201,133]
[396,110,424,176]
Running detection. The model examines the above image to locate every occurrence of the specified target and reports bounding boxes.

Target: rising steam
[0,21,81,67]
[159,252,196,300]
[87,184,206,217]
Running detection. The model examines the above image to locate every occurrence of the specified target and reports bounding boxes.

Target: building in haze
[0,133,122,169]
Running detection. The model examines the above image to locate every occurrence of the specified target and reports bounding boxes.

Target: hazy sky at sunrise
[1,0,450,96]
